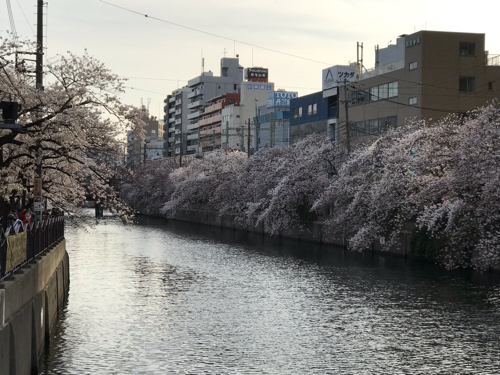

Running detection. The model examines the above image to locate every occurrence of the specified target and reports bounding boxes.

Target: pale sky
[2,0,500,119]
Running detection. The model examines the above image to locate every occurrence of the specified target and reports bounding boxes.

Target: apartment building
[326,30,500,149]
[221,68,275,152]
[186,57,244,154]
[198,93,240,152]
[163,88,190,157]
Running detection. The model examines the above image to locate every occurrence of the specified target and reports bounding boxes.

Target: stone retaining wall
[0,239,69,375]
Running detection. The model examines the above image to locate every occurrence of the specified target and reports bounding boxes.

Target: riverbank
[152,209,500,273]
[0,239,69,375]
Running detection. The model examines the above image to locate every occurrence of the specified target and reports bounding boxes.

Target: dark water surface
[41,215,500,374]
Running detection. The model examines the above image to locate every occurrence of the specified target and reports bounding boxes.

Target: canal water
[40,215,500,374]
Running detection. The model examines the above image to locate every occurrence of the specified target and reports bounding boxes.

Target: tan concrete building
[324,31,500,148]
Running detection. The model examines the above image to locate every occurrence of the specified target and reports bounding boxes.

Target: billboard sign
[266,91,298,108]
[246,68,268,80]
[322,65,357,90]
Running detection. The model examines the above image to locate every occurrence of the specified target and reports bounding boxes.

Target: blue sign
[406,37,421,48]
[266,91,298,108]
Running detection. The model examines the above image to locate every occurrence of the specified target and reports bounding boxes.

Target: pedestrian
[11,212,23,231]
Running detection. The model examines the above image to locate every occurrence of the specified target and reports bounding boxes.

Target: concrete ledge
[0,239,69,375]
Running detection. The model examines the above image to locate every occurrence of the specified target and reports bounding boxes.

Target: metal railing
[0,216,65,280]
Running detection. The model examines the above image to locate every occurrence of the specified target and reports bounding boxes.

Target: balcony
[187,133,198,140]
[169,97,175,103]
[175,109,182,115]
[200,138,221,149]
[187,122,198,131]
[188,89,202,99]
[175,119,182,125]
[200,126,221,137]
[169,117,175,123]
[199,114,221,127]
[187,145,198,152]
[202,102,222,115]
[187,100,202,109]
[188,111,202,120]
[169,107,175,113]
[175,99,182,105]
[175,129,181,134]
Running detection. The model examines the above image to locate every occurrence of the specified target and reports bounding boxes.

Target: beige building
[323,31,500,149]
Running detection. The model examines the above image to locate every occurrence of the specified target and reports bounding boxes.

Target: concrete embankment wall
[0,239,69,375]
[165,209,413,258]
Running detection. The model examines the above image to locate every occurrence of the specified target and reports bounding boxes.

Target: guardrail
[0,216,64,280]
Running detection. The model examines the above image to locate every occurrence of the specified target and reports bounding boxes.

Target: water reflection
[41,215,500,374]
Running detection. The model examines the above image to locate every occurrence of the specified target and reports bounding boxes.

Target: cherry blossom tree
[120,159,177,215]
[159,135,339,235]
[0,35,143,220]
[314,103,500,271]
[412,104,500,270]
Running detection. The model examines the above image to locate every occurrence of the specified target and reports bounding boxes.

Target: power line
[15,0,35,37]
[99,0,333,66]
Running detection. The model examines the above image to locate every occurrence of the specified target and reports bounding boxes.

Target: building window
[308,104,312,115]
[388,81,398,97]
[409,61,418,70]
[313,103,317,114]
[459,76,475,92]
[460,42,476,56]
[379,84,389,99]
[409,97,417,105]
[370,86,379,101]
[298,107,303,117]
[488,82,493,91]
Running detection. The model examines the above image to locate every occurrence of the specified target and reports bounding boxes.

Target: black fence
[0,216,65,280]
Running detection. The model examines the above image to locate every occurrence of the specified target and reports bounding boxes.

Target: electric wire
[99,0,332,66]
[15,0,35,37]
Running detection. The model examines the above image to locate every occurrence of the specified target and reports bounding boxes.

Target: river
[40,215,500,374]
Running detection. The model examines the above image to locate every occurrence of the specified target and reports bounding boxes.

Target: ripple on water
[40,218,500,374]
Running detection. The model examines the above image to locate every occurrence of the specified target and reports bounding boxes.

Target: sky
[2,0,500,119]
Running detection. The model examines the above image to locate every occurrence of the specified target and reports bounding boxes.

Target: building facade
[221,68,275,152]
[321,31,500,150]
[198,93,240,152]
[187,58,244,154]
[252,90,296,150]
[163,88,190,157]
[289,91,336,144]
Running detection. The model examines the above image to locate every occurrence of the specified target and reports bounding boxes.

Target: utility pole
[36,0,43,90]
[240,124,244,152]
[343,79,351,154]
[270,113,275,148]
[179,132,183,167]
[247,118,251,158]
[225,121,229,149]
[34,0,44,220]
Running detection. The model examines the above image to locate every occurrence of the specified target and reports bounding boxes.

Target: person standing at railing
[8,212,23,231]
[20,209,32,226]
